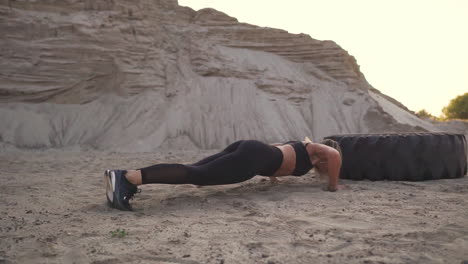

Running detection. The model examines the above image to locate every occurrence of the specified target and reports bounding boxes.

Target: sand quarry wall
[0,0,466,151]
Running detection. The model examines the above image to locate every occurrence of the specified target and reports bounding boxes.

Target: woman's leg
[134,140,243,185]
[190,140,243,166]
[139,163,192,184]
[107,140,273,211]
[136,140,267,186]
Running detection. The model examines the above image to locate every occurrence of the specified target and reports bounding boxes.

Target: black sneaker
[104,170,139,211]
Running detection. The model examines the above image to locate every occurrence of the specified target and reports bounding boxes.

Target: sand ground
[1,149,467,264]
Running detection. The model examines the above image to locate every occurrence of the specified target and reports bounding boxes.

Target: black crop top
[283,141,314,176]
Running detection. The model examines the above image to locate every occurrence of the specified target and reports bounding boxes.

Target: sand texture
[1,150,467,264]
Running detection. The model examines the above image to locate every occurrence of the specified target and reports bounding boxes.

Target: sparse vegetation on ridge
[442,93,468,120]
[416,93,468,121]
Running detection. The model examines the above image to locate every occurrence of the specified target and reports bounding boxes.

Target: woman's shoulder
[308,143,340,157]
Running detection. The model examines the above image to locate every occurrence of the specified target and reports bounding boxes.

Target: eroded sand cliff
[0,0,465,151]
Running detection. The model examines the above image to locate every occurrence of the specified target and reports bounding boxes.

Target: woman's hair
[320,139,342,158]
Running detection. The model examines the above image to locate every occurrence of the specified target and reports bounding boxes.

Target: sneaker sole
[105,170,134,211]
[104,170,115,207]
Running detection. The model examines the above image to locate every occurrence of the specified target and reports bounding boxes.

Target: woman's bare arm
[325,148,342,191]
[308,143,342,192]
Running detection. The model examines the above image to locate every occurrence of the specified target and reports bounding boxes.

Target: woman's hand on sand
[323,184,347,192]
[336,184,347,190]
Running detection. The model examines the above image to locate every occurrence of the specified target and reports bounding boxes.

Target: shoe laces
[123,187,141,202]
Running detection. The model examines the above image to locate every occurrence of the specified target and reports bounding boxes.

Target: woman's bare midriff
[272,145,296,177]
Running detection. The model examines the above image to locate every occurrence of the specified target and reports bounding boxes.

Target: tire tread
[325,132,467,181]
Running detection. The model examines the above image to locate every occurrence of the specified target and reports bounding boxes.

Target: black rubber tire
[324,133,467,181]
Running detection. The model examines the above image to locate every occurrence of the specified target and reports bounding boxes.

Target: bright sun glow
[179,0,468,116]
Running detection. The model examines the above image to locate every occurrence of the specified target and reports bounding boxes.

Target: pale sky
[179,0,468,116]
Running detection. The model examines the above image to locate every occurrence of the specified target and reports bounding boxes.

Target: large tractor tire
[324,133,467,181]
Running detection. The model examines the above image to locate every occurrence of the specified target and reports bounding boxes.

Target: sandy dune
[1,150,467,264]
[3,1,466,152]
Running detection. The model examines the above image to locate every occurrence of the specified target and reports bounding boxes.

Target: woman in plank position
[104,137,342,211]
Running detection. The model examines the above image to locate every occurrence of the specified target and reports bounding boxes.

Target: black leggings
[139,140,283,186]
